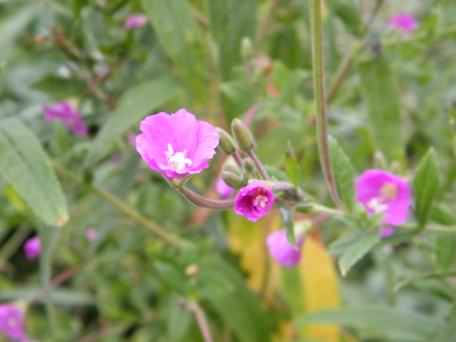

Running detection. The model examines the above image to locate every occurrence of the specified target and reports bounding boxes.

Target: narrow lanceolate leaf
[142,0,198,62]
[297,306,442,341]
[413,148,440,228]
[329,136,356,210]
[0,119,68,226]
[88,78,178,164]
[199,256,273,342]
[208,0,256,79]
[338,232,380,276]
[358,54,402,160]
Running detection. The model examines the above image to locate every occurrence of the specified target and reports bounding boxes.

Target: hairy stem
[309,0,341,207]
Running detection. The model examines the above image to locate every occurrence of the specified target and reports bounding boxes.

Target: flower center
[380,183,398,200]
[165,144,192,173]
[367,198,388,214]
[253,195,269,209]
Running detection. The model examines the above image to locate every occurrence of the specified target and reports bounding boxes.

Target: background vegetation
[0,0,455,341]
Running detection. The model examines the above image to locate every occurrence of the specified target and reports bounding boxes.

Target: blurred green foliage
[0,0,455,341]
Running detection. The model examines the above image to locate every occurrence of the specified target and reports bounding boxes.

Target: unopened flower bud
[217,128,237,155]
[243,158,256,175]
[222,171,245,189]
[231,119,255,152]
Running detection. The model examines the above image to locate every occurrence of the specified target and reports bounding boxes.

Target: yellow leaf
[300,233,341,342]
[227,211,281,302]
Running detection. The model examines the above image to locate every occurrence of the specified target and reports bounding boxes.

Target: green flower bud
[217,128,237,155]
[231,119,255,152]
[222,171,245,189]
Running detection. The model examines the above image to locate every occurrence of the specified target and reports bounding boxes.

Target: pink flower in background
[388,14,418,34]
[0,304,30,342]
[234,181,275,222]
[356,169,412,237]
[43,101,88,137]
[125,15,148,30]
[135,109,219,179]
[85,228,97,242]
[216,178,234,199]
[266,229,304,267]
[23,236,41,260]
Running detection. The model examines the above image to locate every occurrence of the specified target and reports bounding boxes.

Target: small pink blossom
[266,229,304,267]
[234,181,275,222]
[388,14,418,34]
[85,228,97,242]
[216,178,234,199]
[23,236,41,260]
[43,101,88,137]
[124,15,148,30]
[135,109,219,179]
[0,304,30,342]
[356,169,412,237]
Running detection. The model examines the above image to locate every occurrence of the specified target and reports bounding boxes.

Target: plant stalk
[309,0,341,207]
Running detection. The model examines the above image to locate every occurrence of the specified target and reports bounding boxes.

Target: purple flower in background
[266,229,304,267]
[356,169,412,237]
[0,304,30,342]
[23,236,41,260]
[85,228,97,242]
[135,109,219,179]
[216,178,234,199]
[125,15,148,30]
[43,101,88,137]
[388,14,418,34]
[234,181,275,222]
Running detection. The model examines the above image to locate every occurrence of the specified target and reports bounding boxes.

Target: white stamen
[253,195,268,209]
[367,198,388,214]
[165,144,192,172]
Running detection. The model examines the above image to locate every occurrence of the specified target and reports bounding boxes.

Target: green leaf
[435,308,456,342]
[338,232,380,276]
[358,54,402,160]
[413,148,440,227]
[88,78,178,164]
[208,0,256,79]
[435,235,456,270]
[0,119,68,226]
[329,0,363,36]
[142,0,198,62]
[199,257,272,342]
[329,136,356,210]
[297,306,443,341]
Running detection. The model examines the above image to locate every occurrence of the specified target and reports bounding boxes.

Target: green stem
[247,150,269,180]
[309,0,341,207]
[54,163,188,249]
[395,271,456,292]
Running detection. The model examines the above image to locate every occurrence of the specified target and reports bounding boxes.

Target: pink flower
[23,237,41,260]
[356,169,412,236]
[388,14,418,34]
[216,178,234,199]
[266,229,304,267]
[135,109,219,179]
[85,228,97,242]
[125,15,148,30]
[0,304,30,342]
[43,101,88,137]
[234,181,275,222]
